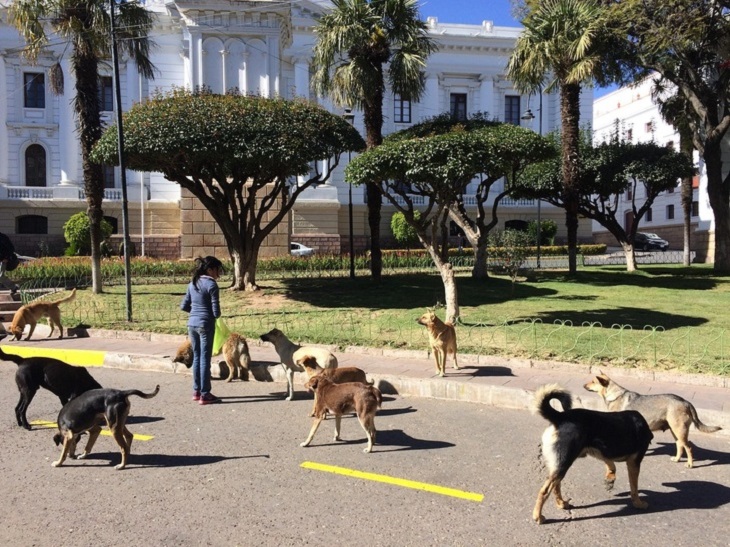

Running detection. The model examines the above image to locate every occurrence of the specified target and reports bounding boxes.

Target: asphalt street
[1,365,728,546]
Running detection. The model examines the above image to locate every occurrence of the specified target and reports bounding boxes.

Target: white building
[592,77,723,258]
[0,0,593,259]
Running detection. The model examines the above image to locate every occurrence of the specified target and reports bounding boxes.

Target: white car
[290,242,315,257]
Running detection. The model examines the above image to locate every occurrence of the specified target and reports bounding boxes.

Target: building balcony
[0,184,148,201]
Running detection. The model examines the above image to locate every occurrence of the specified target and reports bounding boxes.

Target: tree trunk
[679,129,694,267]
[73,48,104,293]
[703,142,730,273]
[622,242,637,272]
[472,242,489,279]
[363,67,385,283]
[560,82,582,277]
[440,263,459,324]
[230,245,260,291]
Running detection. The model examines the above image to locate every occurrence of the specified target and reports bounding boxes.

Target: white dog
[259,328,338,400]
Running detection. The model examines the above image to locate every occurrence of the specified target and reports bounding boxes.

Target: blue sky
[417,0,617,98]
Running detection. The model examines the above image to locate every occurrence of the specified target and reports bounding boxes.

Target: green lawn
[56,263,730,376]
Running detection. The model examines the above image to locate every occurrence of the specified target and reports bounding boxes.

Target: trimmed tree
[516,133,695,271]
[346,124,553,322]
[92,89,364,290]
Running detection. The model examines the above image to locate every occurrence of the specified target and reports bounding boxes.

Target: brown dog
[173,333,251,382]
[10,288,76,341]
[584,372,721,468]
[52,385,160,470]
[416,309,459,376]
[300,356,372,416]
[300,376,382,453]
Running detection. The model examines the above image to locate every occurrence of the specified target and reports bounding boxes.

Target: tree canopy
[92,89,365,290]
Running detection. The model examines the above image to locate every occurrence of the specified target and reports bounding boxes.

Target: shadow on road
[81,452,269,468]
[650,441,730,468]
[375,428,455,452]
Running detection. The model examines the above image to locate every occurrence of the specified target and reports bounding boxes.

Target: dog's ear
[596,374,610,387]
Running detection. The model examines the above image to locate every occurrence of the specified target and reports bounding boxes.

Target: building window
[646,208,653,222]
[394,94,411,124]
[103,165,116,189]
[25,144,46,187]
[99,76,114,112]
[17,215,48,234]
[626,128,633,141]
[692,201,699,217]
[504,95,521,125]
[627,187,633,201]
[645,121,653,133]
[24,73,45,108]
[666,204,675,220]
[450,93,467,121]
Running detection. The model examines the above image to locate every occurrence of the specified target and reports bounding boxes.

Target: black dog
[0,346,102,430]
[532,384,653,524]
[52,385,160,470]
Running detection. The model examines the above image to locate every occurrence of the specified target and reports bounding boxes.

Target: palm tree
[9,0,156,293]
[311,0,436,282]
[507,0,607,275]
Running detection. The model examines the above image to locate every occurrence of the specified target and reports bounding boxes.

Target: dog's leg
[16,389,36,430]
[603,460,617,491]
[110,424,130,470]
[670,427,694,468]
[26,320,37,340]
[52,435,75,468]
[452,349,460,370]
[358,414,375,453]
[532,476,557,524]
[285,367,295,400]
[551,479,570,510]
[123,427,134,452]
[300,417,324,447]
[309,392,317,418]
[77,426,102,459]
[225,359,235,383]
[625,457,648,509]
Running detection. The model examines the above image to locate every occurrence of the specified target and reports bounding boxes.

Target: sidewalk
[2,325,729,436]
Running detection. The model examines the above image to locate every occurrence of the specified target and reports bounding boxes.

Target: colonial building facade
[0,0,593,259]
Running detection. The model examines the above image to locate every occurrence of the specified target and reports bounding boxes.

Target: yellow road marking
[1,346,106,367]
[30,420,154,441]
[301,461,484,502]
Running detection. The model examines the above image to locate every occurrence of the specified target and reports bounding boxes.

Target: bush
[488,229,532,284]
[390,211,421,249]
[63,212,114,256]
[528,219,558,245]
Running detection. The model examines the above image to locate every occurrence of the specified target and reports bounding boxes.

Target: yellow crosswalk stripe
[1,347,106,367]
[301,461,483,502]
[30,420,154,441]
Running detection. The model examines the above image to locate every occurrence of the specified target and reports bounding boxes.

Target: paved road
[1,365,728,546]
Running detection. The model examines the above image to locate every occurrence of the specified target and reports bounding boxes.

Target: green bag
[212,318,231,356]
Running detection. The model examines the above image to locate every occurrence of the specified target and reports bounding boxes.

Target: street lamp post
[343,108,356,279]
[110,0,133,321]
[521,88,543,269]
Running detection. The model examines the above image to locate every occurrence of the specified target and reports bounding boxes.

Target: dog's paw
[76,453,88,460]
[363,447,372,453]
[632,498,648,510]
[532,513,545,525]
[51,460,62,467]
[604,479,616,491]
[299,441,310,448]
[115,463,126,470]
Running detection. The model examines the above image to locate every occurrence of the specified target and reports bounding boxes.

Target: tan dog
[300,375,382,453]
[584,372,721,468]
[416,309,459,377]
[260,328,338,400]
[300,356,372,416]
[10,288,76,341]
[172,333,251,382]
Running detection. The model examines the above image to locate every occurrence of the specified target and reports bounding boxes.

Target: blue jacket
[180,275,221,329]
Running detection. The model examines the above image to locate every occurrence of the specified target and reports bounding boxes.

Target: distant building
[0,1,593,259]
[592,77,728,260]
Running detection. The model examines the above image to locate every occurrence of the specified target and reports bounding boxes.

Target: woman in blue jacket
[181,256,224,404]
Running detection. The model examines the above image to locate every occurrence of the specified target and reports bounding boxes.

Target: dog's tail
[689,403,722,433]
[370,386,383,408]
[533,384,572,425]
[55,288,77,305]
[122,385,161,400]
[0,346,24,365]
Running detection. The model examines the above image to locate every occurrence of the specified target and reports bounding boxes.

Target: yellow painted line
[301,461,484,502]
[30,420,154,441]
[1,346,106,367]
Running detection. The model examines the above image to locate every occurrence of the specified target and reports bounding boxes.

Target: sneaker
[199,393,220,405]
[192,391,201,402]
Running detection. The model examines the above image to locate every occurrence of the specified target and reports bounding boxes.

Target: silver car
[290,242,315,257]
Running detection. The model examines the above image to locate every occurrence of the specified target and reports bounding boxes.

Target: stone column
[58,58,79,186]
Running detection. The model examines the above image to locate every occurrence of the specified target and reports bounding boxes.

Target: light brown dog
[300,356,372,416]
[173,333,251,382]
[584,371,722,468]
[260,328,338,400]
[300,375,382,453]
[416,309,459,377]
[10,288,76,341]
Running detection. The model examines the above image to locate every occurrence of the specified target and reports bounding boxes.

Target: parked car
[290,242,315,257]
[634,232,669,251]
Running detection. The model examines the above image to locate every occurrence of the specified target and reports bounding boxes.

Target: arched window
[17,214,48,234]
[25,144,46,187]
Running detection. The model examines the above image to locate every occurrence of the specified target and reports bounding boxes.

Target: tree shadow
[457,365,514,377]
[521,306,707,330]
[80,452,268,468]
[126,415,165,425]
[375,405,417,417]
[375,429,456,452]
[554,268,721,291]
